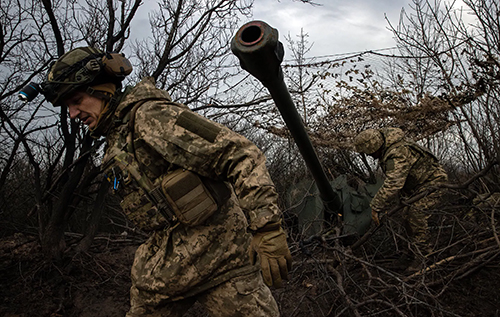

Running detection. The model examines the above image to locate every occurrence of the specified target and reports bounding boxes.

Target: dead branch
[491,208,500,249]
[406,244,499,280]
[425,250,500,287]
[326,264,362,317]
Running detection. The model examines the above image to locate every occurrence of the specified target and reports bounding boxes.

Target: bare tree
[284,28,317,125]
[0,0,258,260]
[265,0,499,189]
[132,0,252,107]
[383,0,500,187]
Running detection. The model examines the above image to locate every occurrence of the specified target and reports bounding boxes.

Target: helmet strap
[86,83,116,101]
[88,83,118,136]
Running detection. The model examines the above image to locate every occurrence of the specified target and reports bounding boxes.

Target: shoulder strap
[383,140,437,162]
[117,99,177,221]
[126,100,148,153]
[406,141,438,161]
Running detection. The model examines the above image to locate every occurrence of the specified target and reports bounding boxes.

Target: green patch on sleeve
[386,159,395,171]
[176,111,221,143]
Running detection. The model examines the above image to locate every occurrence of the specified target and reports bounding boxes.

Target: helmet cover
[41,47,131,106]
[353,129,384,154]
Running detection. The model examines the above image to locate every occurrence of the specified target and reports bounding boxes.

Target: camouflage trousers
[401,188,443,255]
[126,270,279,317]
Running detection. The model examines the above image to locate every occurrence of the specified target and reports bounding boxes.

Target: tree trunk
[76,178,111,253]
[41,134,93,260]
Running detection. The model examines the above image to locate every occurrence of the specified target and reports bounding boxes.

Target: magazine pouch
[161,169,222,226]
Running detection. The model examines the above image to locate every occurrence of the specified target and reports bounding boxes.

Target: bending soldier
[37,47,292,316]
[353,127,447,270]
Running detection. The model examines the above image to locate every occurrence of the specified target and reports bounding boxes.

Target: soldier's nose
[68,105,80,119]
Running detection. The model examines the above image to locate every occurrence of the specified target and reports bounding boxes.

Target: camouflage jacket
[370,128,448,213]
[101,77,281,299]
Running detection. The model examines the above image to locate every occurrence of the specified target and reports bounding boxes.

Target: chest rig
[103,100,230,231]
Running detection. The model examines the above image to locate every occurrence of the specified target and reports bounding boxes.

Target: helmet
[353,129,384,154]
[40,46,132,105]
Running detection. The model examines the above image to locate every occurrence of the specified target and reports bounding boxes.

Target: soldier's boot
[405,240,432,274]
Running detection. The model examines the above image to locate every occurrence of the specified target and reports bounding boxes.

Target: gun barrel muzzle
[231,21,342,216]
[231,21,284,87]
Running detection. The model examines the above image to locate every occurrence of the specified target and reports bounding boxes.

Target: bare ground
[1,198,500,317]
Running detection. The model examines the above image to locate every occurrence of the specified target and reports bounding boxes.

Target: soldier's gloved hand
[372,209,380,226]
[250,224,292,288]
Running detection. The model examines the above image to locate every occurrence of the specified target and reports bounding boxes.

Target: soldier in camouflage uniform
[37,47,292,316]
[353,128,448,264]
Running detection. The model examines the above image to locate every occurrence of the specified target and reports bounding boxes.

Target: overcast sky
[129,0,410,60]
[129,0,473,61]
[250,0,409,58]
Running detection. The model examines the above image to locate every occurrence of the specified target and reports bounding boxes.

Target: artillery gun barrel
[231,20,342,216]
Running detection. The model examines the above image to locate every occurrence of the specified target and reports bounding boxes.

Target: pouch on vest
[161,169,221,226]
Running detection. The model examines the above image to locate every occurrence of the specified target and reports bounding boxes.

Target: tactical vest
[103,101,231,231]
